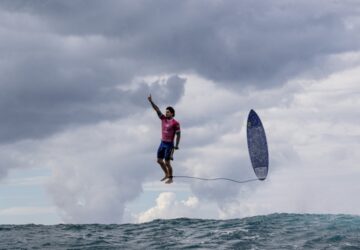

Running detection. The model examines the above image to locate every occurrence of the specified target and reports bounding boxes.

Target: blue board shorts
[157,141,174,160]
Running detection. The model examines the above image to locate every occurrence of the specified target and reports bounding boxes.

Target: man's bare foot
[165,178,173,184]
[160,176,169,181]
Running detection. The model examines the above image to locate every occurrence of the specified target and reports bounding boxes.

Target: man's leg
[157,142,170,181]
[157,158,169,181]
[164,160,173,184]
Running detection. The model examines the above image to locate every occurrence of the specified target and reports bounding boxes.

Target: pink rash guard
[160,115,180,142]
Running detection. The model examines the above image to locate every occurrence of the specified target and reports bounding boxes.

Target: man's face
[165,109,173,118]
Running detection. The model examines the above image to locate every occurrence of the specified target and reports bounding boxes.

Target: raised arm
[148,94,163,118]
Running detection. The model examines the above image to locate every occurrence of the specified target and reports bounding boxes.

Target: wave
[1,213,360,249]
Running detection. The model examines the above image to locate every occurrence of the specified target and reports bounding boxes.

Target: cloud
[0,139,46,180]
[1,0,360,145]
[3,0,359,85]
[135,192,203,223]
[43,115,161,224]
[0,64,184,143]
[0,3,186,143]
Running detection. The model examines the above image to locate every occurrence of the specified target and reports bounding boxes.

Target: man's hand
[148,94,162,117]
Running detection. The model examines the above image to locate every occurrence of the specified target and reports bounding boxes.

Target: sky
[0,0,360,224]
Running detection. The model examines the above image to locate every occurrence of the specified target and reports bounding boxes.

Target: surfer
[148,94,181,184]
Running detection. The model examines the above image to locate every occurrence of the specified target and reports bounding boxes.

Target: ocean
[1,213,360,249]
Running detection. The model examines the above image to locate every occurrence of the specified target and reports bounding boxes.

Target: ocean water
[1,213,360,249]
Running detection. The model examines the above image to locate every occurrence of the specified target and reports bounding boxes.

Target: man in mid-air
[148,94,181,184]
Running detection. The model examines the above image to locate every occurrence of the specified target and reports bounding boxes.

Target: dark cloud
[0,66,185,142]
[0,0,359,143]
[4,0,358,83]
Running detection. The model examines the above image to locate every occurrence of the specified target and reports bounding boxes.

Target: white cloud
[135,192,206,223]
[142,181,190,192]
[43,117,160,224]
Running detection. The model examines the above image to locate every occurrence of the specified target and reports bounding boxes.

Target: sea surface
[1,213,360,249]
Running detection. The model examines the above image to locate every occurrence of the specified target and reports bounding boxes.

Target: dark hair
[166,106,175,117]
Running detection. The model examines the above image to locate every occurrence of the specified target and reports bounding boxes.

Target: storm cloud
[1,0,360,143]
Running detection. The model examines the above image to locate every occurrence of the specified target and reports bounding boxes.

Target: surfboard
[247,109,269,181]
